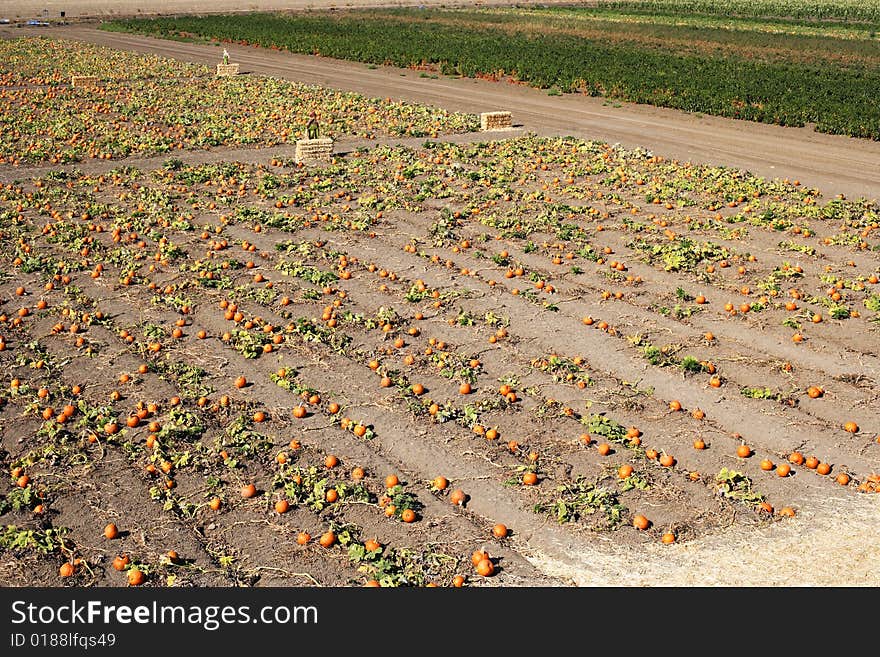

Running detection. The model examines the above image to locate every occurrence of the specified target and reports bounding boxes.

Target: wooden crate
[295,138,334,164]
[71,75,99,88]
[216,63,240,77]
[480,111,513,131]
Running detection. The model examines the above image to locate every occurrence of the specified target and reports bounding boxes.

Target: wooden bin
[295,138,334,164]
[216,63,240,77]
[71,75,99,88]
[480,111,513,131]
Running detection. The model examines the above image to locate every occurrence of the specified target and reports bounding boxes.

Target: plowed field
[1,34,878,588]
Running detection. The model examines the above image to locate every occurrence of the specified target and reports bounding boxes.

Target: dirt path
[16,23,880,203]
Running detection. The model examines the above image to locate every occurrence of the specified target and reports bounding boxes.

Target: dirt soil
[17,23,880,203]
[0,21,878,588]
[1,0,580,21]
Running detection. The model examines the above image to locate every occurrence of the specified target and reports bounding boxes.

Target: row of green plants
[369,6,880,59]
[594,0,880,23]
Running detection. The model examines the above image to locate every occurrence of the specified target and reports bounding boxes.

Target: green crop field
[104,4,880,141]
[594,0,880,23]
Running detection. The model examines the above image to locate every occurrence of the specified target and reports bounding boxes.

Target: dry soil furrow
[346,219,879,474]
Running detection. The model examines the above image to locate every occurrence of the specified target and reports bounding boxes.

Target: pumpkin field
[1,30,879,588]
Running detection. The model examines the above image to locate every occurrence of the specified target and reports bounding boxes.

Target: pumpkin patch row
[0,37,478,166]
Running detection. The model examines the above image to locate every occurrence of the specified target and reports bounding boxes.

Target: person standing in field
[306,111,320,139]
[222,49,229,65]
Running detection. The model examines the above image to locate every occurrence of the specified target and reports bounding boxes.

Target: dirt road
[18,22,880,202]
[1,0,577,21]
